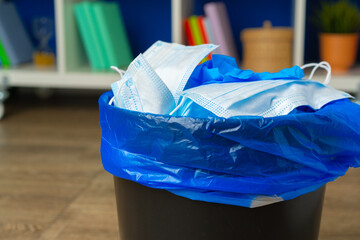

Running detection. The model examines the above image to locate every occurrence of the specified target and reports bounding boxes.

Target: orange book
[183,19,195,45]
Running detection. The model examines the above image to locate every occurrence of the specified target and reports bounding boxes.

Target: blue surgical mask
[171,62,353,118]
[110,54,175,114]
[143,41,218,103]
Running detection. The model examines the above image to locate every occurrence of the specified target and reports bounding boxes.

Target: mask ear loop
[308,61,331,84]
[301,61,331,85]
[109,66,126,106]
[169,97,186,115]
[319,61,331,85]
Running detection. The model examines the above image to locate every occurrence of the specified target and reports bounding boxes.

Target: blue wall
[106,0,172,55]
[14,0,171,57]
[13,0,56,54]
[12,0,360,63]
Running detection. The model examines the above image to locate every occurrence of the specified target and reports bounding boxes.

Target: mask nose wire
[109,66,127,106]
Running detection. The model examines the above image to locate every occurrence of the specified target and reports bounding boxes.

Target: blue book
[0,2,34,66]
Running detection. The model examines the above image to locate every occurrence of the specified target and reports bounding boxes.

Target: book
[198,16,212,61]
[204,2,239,62]
[184,16,212,61]
[0,2,33,66]
[198,16,210,44]
[0,37,11,67]
[188,15,204,45]
[183,18,195,45]
[74,2,108,71]
[204,17,217,52]
[92,2,133,68]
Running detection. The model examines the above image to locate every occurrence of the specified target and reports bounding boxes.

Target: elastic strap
[109,66,126,105]
[301,61,331,85]
[169,97,186,115]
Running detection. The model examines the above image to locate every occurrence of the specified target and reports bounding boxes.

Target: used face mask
[110,54,175,114]
[143,41,218,103]
[171,62,353,118]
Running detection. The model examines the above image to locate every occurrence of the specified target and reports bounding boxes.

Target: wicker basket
[240,21,293,72]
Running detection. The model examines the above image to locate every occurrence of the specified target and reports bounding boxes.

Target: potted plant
[313,0,360,73]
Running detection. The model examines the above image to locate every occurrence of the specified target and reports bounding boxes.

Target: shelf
[310,66,360,93]
[3,62,359,92]
[0,63,57,74]
[0,64,117,90]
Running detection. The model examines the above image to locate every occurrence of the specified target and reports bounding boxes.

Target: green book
[0,36,11,67]
[92,2,133,68]
[74,2,108,71]
[188,15,204,45]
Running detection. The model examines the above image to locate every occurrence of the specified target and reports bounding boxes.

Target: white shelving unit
[312,67,360,94]
[0,0,119,90]
[0,0,359,119]
[171,0,307,66]
[0,0,120,118]
[172,0,360,95]
[0,0,359,90]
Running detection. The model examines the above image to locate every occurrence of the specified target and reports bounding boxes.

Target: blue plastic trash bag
[99,91,360,208]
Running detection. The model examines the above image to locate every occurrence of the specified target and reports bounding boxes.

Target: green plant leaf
[312,0,360,33]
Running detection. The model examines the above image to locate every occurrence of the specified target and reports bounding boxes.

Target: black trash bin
[113,176,325,240]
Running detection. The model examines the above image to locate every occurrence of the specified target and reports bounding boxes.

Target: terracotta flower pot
[319,33,358,73]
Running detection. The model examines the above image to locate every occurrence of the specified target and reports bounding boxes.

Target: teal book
[93,2,133,68]
[74,2,108,71]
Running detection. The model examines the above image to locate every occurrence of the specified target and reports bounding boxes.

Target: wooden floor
[0,90,359,240]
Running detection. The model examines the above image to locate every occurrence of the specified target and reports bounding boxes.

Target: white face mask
[110,54,175,115]
[172,62,353,118]
[143,41,218,103]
